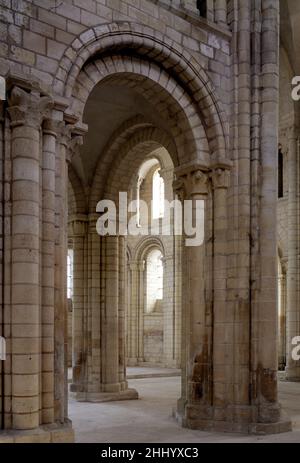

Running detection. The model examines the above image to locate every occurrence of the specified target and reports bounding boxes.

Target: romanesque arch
[0,0,296,444]
[53,22,229,163]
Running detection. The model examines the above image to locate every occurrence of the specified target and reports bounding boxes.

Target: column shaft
[102,235,119,391]
[54,126,68,422]
[118,235,127,389]
[8,87,52,430]
[286,133,300,380]
[41,120,57,424]
[211,169,231,411]
[214,0,227,25]
[71,231,85,391]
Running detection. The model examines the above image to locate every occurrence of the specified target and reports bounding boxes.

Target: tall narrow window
[197,0,207,17]
[152,169,165,219]
[67,249,74,299]
[146,249,164,313]
[278,148,283,198]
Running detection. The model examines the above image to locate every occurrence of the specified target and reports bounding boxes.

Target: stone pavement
[69,375,300,443]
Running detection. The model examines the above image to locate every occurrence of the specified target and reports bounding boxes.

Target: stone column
[286,129,300,381]
[41,118,58,425]
[211,166,231,413]
[118,235,127,389]
[278,260,287,371]
[101,235,134,395]
[8,87,52,430]
[54,122,71,423]
[126,260,138,366]
[214,0,227,26]
[98,233,136,399]
[161,167,178,367]
[174,233,182,369]
[102,235,120,392]
[181,0,199,15]
[249,0,290,431]
[137,260,145,363]
[0,101,4,428]
[174,164,212,428]
[0,85,74,443]
[73,226,138,402]
[69,217,87,392]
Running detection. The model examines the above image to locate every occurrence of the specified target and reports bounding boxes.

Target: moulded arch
[89,120,176,212]
[54,22,229,163]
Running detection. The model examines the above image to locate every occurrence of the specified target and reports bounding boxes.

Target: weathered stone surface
[0,0,297,443]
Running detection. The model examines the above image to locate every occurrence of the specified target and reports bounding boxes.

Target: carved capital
[68,215,88,237]
[7,86,53,129]
[57,122,83,163]
[173,166,210,199]
[68,134,83,163]
[211,168,231,190]
[57,121,72,147]
[43,118,60,137]
[173,176,186,201]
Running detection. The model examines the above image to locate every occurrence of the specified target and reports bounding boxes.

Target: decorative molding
[68,216,88,237]
[68,134,83,163]
[57,121,72,147]
[173,163,210,198]
[7,86,53,129]
[210,167,231,190]
[43,118,59,137]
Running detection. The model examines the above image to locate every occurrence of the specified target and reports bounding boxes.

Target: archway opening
[125,155,181,375]
[66,60,197,420]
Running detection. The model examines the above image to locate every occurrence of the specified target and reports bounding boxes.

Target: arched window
[152,169,165,219]
[146,249,164,313]
[67,249,74,299]
[278,147,284,198]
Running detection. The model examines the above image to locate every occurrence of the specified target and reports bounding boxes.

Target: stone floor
[69,369,300,443]
[126,367,181,379]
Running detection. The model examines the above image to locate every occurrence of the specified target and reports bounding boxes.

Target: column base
[73,388,139,403]
[127,357,139,366]
[175,405,292,435]
[285,367,300,382]
[0,420,74,443]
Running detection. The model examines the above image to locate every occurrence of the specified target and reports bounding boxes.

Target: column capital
[286,125,300,140]
[68,214,88,237]
[43,118,60,137]
[57,122,84,163]
[159,167,174,182]
[57,121,72,147]
[68,134,83,163]
[210,167,231,190]
[7,86,53,129]
[128,260,138,271]
[173,163,210,199]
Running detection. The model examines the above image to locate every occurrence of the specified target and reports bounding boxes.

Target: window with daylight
[152,169,165,219]
[146,249,164,313]
[67,249,74,299]
[278,148,284,198]
[197,0,207,18]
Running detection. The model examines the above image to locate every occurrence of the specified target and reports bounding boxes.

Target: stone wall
[126,155,181,368]
[0,0,294,441]
[0,0,231,117]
